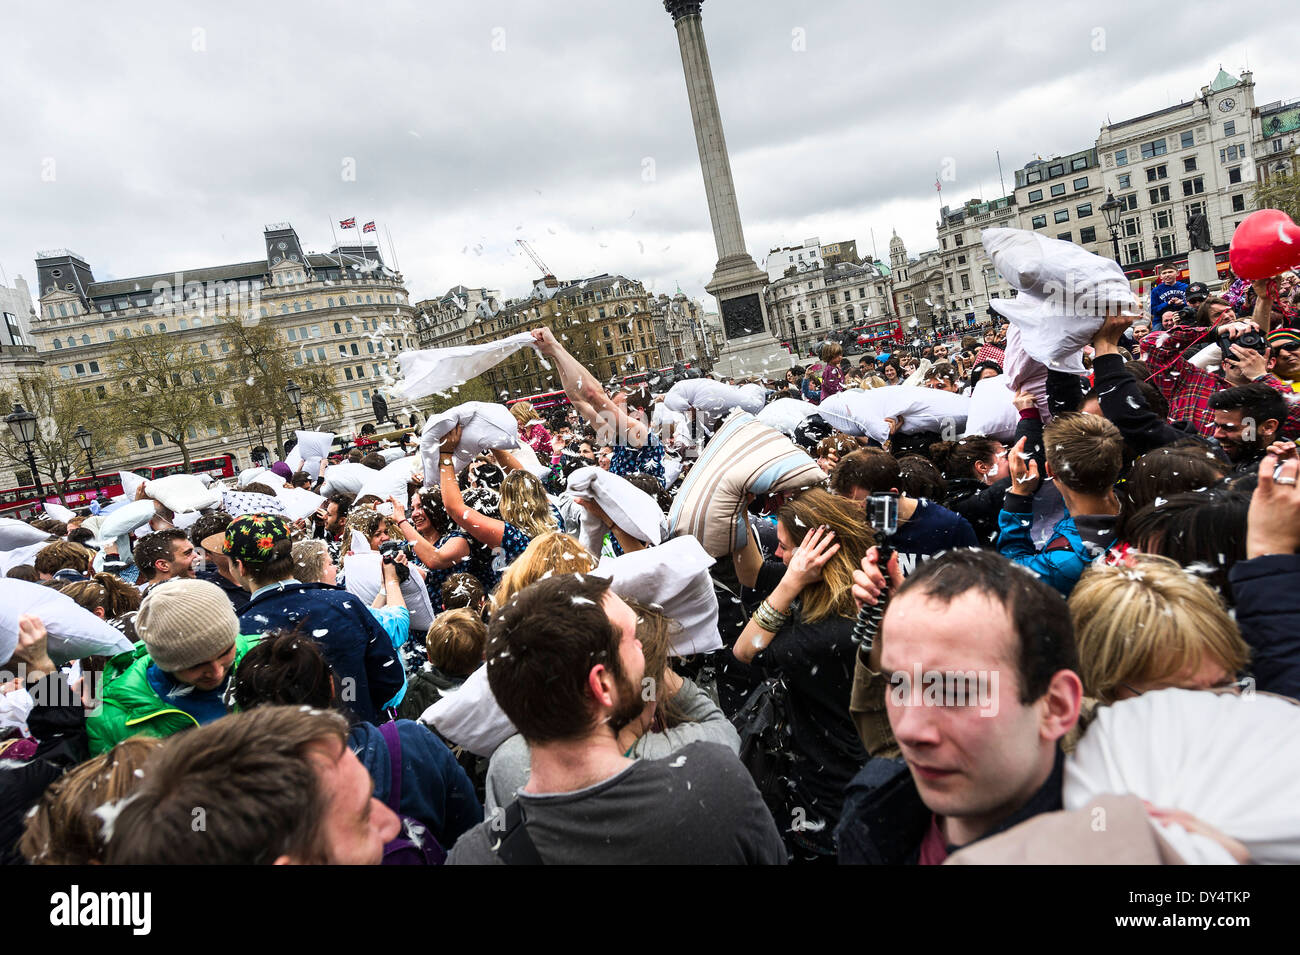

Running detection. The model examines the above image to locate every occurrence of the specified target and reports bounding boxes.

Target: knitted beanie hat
[136,578,239,673]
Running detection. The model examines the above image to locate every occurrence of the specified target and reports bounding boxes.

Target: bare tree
[104,328,223,470]
[0,371,123,499]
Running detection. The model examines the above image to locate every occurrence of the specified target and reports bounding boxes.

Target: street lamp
[5,403,43,495]
[74,425,96,482]
[285,380,304,429]
[1100,191,1123,263]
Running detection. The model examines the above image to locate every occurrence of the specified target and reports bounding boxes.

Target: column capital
[663,0,703,22]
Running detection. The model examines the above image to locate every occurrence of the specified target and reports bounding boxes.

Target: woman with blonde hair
[20,736,163,864]
[509,400,553,457]
[491,530,595,609]
[1069,554,1250,705]
[438,426,560,586]
[730,486,874,860]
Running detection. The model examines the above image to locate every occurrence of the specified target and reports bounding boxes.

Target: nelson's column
[663,0,790,377]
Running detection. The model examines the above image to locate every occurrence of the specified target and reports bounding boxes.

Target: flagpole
[385,224,401,274]
[328,217,344,274]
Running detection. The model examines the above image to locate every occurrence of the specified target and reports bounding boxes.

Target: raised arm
[437,427,505,549]
[530,327,649,447]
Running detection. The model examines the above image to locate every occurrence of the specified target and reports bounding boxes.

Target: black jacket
[1092,353,1203,457]
[0,674,88,865]
[837,750,1065,864]
[1230,554,1300,701]
[942,476,1011,547]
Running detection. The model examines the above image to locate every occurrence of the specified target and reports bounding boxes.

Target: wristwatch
[439,455,453,467]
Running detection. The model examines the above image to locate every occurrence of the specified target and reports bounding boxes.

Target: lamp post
[1100,191,1123,264]
[285,380,304,429]
[74,425,96,483]
[5,403,42,496]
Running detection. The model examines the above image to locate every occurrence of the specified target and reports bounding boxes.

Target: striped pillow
[667,411,825,557]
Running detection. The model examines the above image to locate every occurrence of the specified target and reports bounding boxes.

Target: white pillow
[342,551,437,632]
[963,374,1019,441]
[819,386,969,443]
[294,429,336,475]
[43,502,76,523]
[118,470,147,500]
[509,441,552,480]
[397,332,538,400]
[321,462,374,496]
[97,499,158,541]
[0,518,52,550]
[145,474,222,513]
[0,540,49,577]
[983,227,1138,373]
[422,664,516,758]
[567,466,664,556]
[237,466,269,488]
[274,486,327,522]
[418,401,520,486]
[757,397,820,436]
[0,578,135,666]
[593,536,721,656]
[355,455,421,505]
[1065,688,1300,865]
[664,380,764,431]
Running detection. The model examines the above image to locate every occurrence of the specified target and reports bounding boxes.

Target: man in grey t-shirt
[446,573,785,865]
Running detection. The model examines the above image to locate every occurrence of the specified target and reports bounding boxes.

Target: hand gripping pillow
[567,466,665,556]
[757,397,821,436]
[963,374,1019,441]
[592,536,721,656]
[320,461,374,497]
[144,474,222,513]
[293,430,336,475]
[418,401,519,487]
[342,551,437,632]
[118,470,147,500]
[983,227,1138,374]
[667,411,826,557]
[1064,688,1300,865]
[0,518,53,550]
[0,578,134,666]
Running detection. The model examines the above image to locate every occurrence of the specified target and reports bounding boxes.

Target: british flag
[362,221,376,233]
[339,217,356,229]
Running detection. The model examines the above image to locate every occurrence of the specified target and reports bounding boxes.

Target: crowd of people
[2,255,1299,867]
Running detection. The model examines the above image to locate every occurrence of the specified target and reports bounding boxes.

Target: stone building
[29,223,419,471]
[936,195,1019,324]
[413,286,504,350]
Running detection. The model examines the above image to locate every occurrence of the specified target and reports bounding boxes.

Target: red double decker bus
[0,453,237,520]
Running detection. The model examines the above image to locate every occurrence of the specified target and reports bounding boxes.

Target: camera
[1218,330,1267,358]
[379,540,411,584]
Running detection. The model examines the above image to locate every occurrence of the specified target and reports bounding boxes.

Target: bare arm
[530,327,649,447]
[437,428,505,548]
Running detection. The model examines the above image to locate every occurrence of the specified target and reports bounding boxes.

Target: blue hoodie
[1150,281,1188,330]
[348,720,483,849]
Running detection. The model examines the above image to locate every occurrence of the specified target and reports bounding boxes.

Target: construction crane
[516,239,558,287]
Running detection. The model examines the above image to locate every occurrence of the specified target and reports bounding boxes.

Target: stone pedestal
[1187,249,1218,286]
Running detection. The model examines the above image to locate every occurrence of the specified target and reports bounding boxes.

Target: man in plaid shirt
[1147,319,1300,439]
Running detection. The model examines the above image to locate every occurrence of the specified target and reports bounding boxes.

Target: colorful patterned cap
[1267,328,1300,350]
[201,513,291,564]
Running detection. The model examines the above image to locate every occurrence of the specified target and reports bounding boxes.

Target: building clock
[1219,97,1236,112]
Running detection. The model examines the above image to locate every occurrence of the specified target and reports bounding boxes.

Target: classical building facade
[887,232,947,332]
[0,277,43,406]
[1095,70,1258,272]
[29,224,419,472]
[1252,94,1300,184]
[936,195,1019,323]
[466,273,663,400]
[413,286,504,350]
[649,292,714,370]
[1014,147,1109,262]
[764,257,892,356]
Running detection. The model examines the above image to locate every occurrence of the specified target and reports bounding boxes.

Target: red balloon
[1229,209,1300,280]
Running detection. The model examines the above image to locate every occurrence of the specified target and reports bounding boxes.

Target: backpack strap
[494,799,544,865]
[1043,533,1076,553]
[378,720,403,813]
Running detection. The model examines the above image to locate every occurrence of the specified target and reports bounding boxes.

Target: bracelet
[753,598,791,633]
[398,518,411,528]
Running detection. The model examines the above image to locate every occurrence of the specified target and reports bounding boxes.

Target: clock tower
[264,223,306,269]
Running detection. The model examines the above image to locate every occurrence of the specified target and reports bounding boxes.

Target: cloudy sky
[2,0,1296,310]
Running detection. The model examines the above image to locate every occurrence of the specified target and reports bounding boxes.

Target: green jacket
[87,633,261,756]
